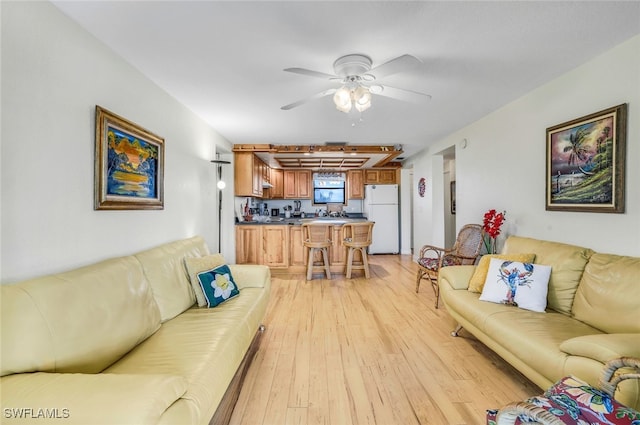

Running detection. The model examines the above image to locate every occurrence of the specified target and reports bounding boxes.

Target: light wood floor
[229,255,540,425]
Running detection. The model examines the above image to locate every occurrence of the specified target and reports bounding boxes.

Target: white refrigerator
[363,184,399,254]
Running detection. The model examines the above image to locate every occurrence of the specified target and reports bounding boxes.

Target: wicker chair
[487,357,640,425]
[415,223,484,308]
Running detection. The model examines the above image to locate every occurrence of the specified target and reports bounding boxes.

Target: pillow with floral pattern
[486,375,640,425]
[196,264,240,308]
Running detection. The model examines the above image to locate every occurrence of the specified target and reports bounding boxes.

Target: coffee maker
[259,203,268,216]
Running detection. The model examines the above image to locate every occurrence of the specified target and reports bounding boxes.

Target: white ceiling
[52,1,640,160]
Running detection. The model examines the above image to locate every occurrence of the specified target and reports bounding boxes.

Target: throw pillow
[196,264,240,308]
[479,258,551,312]
[468,253,537,293]
[184,254,226,307]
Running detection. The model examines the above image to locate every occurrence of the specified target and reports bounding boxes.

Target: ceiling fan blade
[375,85,431,104]
[281,88,337,110]
[283,67,340,80]
[369,54,422,79]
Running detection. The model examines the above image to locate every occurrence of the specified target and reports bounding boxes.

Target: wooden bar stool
[301,223,332,280]
[342,222,374,278]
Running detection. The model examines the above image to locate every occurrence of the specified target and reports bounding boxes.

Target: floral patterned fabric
[487,375,640,425]
[196,264,240,308]
[417,255,461,270]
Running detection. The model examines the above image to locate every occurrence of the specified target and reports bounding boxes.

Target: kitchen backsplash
[234,197,364,220]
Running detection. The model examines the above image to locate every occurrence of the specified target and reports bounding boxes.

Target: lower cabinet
[236,224,356,274]
[262,226,288,268]
[235,226,261,264]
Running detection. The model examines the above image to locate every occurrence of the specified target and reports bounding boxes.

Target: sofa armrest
[228,264,271,290]
[560,334,640,364]
[0,372,187,425]
[438,265,476,290]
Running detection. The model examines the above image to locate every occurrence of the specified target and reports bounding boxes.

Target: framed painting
[545,104,626,213]
[94,106,164,210]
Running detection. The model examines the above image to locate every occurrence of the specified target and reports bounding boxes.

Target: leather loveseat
[438,235,640,410]
[0,236,270,425]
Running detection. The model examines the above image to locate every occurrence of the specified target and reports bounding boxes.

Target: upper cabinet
[234,152,264,197]
[268,168,284,199]
[347,170,364,199]
[364,169,398,185]
[284,170,311,199]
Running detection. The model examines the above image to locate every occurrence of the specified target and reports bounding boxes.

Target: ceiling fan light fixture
[333,86,352,113]
[353,86,371,112]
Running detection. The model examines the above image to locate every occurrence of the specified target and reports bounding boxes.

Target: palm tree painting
[95,106,164,210]
[546,104,626,213]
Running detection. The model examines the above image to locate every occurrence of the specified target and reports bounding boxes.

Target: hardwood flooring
[229,255,540,425]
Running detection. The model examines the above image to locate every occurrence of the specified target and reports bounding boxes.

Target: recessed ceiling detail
[276,157,368,169]
[235,144,403,170]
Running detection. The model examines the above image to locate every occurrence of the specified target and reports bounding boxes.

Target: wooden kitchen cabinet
[330,226,347,266]
[262,226,289,268]
[268,168,284,199]
[284,170,311,199]
[347,170,364,199]
[234,152,263,197]
[235,226,261,264]
[289,226,307,267]
[364,168,398,185]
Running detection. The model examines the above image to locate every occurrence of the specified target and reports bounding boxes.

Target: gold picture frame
[545,104,626,213]
[94,106,164,210]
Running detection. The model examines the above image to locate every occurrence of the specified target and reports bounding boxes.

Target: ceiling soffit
[234,144,402,170]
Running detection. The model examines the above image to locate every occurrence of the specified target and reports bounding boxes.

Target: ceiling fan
[281,53,431,112]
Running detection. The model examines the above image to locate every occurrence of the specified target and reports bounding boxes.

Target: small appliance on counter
[271,208,280,217]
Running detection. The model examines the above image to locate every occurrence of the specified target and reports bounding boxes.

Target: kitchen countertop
[236,215,368,226]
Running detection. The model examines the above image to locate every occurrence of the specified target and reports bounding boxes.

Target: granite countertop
[236,214,367,226]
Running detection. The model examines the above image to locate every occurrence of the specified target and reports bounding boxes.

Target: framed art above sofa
[94,106,164,210]
[545,103,627,213]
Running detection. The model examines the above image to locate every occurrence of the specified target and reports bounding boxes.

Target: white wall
[409,34,640,257]
[1,2,232,282]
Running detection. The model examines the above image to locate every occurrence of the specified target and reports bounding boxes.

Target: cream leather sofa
[439,236,640,410]
[1,236,271,425]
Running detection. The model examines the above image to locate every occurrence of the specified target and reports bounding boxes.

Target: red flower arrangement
[482,209,506,254]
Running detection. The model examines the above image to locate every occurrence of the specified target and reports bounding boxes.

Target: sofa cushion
[572,253,640,334]
[560,334,640,363]
[483,309,603,383]
[104,282,270,423]
[184,253,226,307]
[1,256,161,376]
[479,259,551,312]
[135,236,209,322]
[468,253,537,293]
[502,236,593,315]
[0,372,187,425]
[196,264,240,308]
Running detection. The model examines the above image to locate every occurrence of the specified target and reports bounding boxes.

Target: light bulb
[354,86,371,112]
[333,86,352,113]
[217,180,226,190]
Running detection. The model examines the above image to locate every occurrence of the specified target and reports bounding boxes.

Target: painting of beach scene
[95,106,164,210]
[546,104,626,213]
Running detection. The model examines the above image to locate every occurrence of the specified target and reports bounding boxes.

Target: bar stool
[301,223,332,280]
[342,222,374,278]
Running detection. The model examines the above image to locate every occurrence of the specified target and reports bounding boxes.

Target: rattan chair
[301,223,332,280]
[342,221,374,278]
[487,357,640,425]
[415,223,484,308]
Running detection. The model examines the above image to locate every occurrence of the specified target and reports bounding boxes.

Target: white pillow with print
[479,258,551,313]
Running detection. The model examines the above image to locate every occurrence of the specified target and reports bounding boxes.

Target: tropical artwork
[95,106,164,210]
[106,126,158,198]
[546,104,626,213]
